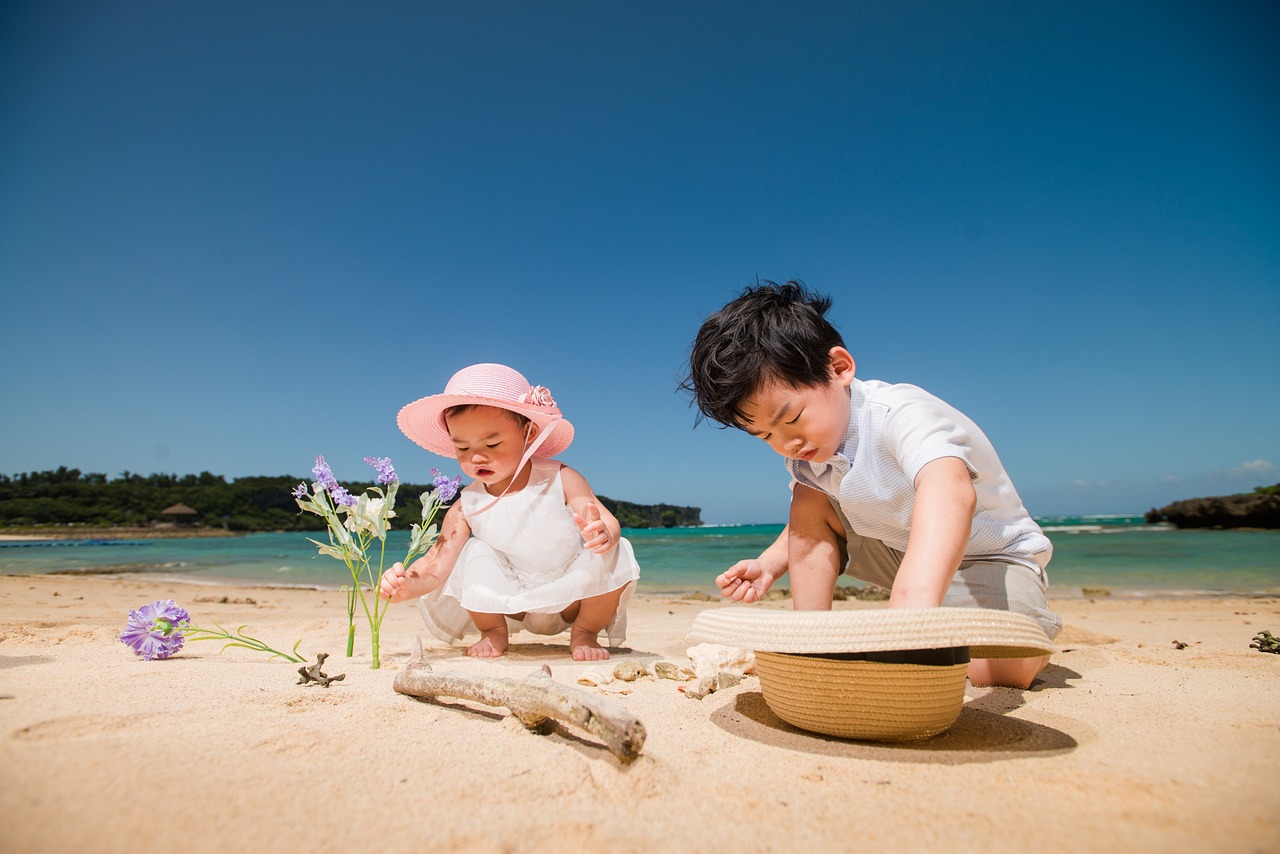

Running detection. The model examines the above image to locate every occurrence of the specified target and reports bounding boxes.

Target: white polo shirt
[785,378,1052,574]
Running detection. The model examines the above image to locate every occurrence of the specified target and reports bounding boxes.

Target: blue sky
[2,1,1277,524]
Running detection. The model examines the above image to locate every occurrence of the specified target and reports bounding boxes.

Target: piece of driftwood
[297,652,346,687]
[392,637,646,760]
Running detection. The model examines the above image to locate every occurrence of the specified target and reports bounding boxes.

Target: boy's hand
[573,502,613,554]
[716,560,775,603]
[379,562,409,602]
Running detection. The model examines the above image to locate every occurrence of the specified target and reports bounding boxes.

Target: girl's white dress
[417,457,640,647]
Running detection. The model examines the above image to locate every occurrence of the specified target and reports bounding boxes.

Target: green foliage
[0,467,451,532]
[0,468,701,530]
[596,496,701,528]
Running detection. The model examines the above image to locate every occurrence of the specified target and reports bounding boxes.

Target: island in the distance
[0,467,702,532]
[1145,483,1280,529]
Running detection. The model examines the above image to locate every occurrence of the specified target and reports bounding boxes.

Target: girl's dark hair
[443,404,530,430]
[678,280,845,428]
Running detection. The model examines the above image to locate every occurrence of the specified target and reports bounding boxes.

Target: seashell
[576,667,614,687]
[686,642,756,680]
[612,660,649,682]
[653,661,695,681]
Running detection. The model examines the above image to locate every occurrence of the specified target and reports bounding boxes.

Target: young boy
[680,282,1061,688]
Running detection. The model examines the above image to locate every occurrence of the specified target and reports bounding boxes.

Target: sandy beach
[1,575,1277,853]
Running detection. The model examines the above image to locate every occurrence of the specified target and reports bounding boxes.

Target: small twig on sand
[392,637,647,760]
[297,652,346,687]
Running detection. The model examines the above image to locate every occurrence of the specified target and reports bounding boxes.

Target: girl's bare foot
[570,626,609,661]
[467,627,508,657]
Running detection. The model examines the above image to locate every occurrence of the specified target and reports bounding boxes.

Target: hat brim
[689,606,1056,660]
[397,393,574,459]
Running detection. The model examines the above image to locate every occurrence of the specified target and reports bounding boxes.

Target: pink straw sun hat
[397,363,575,459]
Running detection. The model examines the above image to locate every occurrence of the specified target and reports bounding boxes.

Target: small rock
[681,676,717,700]
[715,672,744,691]
[653,661,695,681]
[612,660,648,682]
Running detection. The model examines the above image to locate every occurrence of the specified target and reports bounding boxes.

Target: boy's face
[445,406,534,493]
[737,347,855,464]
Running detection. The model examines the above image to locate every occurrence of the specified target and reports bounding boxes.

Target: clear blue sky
[2,1,1277,523]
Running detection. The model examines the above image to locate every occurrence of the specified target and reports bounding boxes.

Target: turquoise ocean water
[2,516,1277,597]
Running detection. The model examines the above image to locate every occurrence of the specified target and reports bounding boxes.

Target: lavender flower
[292,482,309,499]
[364,456,397,485]
[312,455,357,507]
[311,455,339,492]
[431,467,461,502]
[120,599,190,660]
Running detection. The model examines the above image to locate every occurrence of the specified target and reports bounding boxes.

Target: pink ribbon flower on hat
[519,385,556,408]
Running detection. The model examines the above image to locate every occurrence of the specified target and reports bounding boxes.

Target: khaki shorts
[834,503,1062,641]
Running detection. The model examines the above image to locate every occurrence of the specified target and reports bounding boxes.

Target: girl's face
[445,406,536,494]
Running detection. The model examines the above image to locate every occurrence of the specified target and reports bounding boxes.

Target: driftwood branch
[392,637,646,760]
[296,652,346,687]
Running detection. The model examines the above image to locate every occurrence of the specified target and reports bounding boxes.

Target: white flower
[344,494,394,537]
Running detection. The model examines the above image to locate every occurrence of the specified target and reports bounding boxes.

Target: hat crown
[443,364,560,414]
[396,363,574,460]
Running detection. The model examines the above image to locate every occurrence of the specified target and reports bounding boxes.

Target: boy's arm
[718,526,789,602]
[890,456,976,609]
[561,464,622,554]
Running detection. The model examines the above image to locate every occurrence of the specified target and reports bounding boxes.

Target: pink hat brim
[397,393,574,459]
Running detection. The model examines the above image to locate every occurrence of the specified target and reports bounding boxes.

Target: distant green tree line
[0,467,702,530]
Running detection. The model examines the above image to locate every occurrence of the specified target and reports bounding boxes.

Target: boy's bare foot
[466,628,508,658]
[570,626,609,661]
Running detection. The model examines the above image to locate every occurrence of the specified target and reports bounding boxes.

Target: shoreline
[2,574,1278,851]
[0,526,245,541]
[3,569,1280,602]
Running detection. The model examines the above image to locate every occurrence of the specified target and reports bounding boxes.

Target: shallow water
[2,517,1277,597]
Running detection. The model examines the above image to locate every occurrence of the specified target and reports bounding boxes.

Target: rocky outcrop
[1145,485,1280,529]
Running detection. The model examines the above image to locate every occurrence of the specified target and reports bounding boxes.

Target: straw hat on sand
[690,607,1056,742]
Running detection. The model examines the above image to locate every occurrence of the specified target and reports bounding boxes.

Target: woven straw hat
[691,607,1055,742]
[397,363,574,459]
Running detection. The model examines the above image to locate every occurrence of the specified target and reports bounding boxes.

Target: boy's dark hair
[679,280,845,428]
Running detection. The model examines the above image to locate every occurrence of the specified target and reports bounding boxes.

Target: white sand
[1,576,1277,853]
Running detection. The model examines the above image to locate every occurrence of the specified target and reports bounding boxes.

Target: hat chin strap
[463,417,559,518]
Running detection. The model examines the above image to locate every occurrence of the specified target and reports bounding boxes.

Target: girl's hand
[379,562,409,601]
[573,502,613,554]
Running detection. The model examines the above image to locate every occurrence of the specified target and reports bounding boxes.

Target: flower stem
[183,623,306,663]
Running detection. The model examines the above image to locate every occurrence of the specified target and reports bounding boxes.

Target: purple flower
[311,455,357,506]
[363,456,397,485]
[120,599,190,661]
[312,455,340,492]
[431,467,462,503]
[292,482,309,499]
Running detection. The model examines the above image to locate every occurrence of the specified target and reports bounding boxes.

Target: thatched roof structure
[161,503,198,516]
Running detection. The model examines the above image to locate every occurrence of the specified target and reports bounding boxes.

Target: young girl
[379,363,641,661]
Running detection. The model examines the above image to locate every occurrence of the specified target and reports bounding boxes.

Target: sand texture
[1,576,1278,853]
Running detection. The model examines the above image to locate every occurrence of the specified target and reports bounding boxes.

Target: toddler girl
[379,363,641,661]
